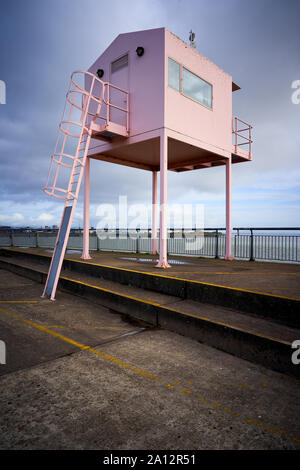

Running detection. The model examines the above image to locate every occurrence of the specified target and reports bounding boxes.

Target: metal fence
[0,228,299,263]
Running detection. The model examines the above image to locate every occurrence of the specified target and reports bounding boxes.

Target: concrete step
[1,248,299,329]
[0,254,299,379]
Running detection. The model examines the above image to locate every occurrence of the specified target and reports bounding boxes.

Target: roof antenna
[189,30,196,48]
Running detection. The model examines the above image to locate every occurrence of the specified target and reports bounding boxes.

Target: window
[168,57,213,109]
[182,67,212,108]
[168,58,180,91]
[111,54,128,73]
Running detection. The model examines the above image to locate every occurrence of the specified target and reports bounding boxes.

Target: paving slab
[0,269,142,376]
[0,269,300,449]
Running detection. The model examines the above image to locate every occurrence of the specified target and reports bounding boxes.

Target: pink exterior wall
[88,28,165,155]
[87,27,237,165]
[165,30,233,158]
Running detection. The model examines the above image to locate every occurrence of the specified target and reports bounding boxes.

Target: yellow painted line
[59,275,293,346]
[61,274,164,308]
[4,248,300,301]
[87,347,161,380]
[0,307,90,350]
[0,304,298,446]
[0,300,37,304]
[0,257,294,345]
[46,325,130,331]
[0,306,160,381]
[1,255,294,345]
[164,271,300,276]
[63,256,300,302]
[166,271,242,275]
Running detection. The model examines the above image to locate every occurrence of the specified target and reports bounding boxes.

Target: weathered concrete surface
[1,248,299,328]
[0,269,300,450]
[3,247,300,299]
[0,255,299,378]
[0,270,143,376]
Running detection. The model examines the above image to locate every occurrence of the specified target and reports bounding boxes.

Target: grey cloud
[0,0,299,227]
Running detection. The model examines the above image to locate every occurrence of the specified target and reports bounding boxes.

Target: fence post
[234,233,236,258]
[249,229,255,261]
[36,232,39,248]
[215,229,219,259]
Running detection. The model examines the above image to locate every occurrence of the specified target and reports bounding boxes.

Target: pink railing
[44,71,129,201]
[105,82,129,131]
[232,116,253,157]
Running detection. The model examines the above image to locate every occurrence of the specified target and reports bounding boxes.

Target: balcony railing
[232,116,253,157]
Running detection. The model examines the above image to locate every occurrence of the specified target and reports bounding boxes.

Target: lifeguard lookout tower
[42,27,253,300]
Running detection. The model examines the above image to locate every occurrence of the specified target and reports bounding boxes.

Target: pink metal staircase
[42,71,129,300]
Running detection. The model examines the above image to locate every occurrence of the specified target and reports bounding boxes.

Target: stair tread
[164,299,299,344]
[1,255,299,345]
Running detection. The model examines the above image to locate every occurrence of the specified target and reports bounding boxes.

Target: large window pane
[168,58,180,91]
[182,67,212,108]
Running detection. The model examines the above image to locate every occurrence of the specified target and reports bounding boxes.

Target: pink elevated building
[43,27,252,300]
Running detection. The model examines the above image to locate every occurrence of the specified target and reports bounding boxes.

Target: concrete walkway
[0,269,299,450]
[6,248,300,299]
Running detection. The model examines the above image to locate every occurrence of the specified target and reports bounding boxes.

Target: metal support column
[81,157,92,260]
[156,130,170,268]
[225,156,234,260]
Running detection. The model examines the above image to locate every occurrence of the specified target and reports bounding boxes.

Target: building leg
[225,156,234,260]
[156,131,170,268]
[152,171,158,255]
[81,157,92,260]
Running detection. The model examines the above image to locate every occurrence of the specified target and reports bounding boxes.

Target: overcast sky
[0,0,299,229]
